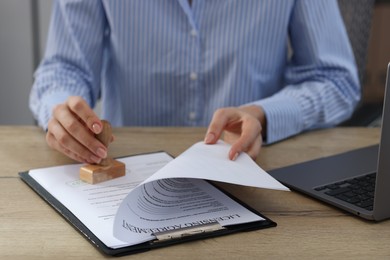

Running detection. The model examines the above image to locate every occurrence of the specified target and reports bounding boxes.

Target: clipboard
[19,155,277,256]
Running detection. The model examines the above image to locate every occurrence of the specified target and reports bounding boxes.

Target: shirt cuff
[36,90,72,130]
[250,96,304,144]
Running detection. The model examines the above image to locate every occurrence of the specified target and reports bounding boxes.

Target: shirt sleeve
[252,0,361,144]
[29,0,106,129]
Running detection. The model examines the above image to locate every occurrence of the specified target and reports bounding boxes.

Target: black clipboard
[19,155,276,256]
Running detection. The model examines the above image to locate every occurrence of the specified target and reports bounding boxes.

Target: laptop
[268,63,390,221]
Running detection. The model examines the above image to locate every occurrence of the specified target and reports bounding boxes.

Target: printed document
[29,141,288,248]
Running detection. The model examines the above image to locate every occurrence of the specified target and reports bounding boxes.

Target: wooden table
[1,126,389,259]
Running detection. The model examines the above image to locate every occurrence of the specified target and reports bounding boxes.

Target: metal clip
[153,221,224,243]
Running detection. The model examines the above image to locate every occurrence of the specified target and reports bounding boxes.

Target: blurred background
[0,0,389,126]
[0,0,51,125]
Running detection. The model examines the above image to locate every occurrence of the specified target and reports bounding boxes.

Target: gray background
[0,0,52,125]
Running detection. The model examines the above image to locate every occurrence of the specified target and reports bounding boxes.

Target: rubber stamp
[79,120,125,184]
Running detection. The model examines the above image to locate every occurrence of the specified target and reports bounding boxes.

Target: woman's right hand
[46,96,108,164]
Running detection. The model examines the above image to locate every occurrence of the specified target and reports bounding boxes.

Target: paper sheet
[29,140,288,248]
[141,141,289,191]
[113,141,288,245]
[113,178,264,245]
[29,152,173,248]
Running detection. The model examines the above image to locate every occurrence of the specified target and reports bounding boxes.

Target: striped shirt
[30,0,360,143]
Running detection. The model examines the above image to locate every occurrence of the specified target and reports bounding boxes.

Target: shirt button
[189,112,197,121]
[190,72,198,81]
[190,29,198,37]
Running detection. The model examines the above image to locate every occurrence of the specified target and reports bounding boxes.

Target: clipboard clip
[152,221,225,243]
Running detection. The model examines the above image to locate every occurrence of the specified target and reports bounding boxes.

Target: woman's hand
[204,105,266,160]
[46,96,109,164]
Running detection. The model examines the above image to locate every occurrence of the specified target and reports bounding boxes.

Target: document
[144,141,289,190]
[25,141,288,251]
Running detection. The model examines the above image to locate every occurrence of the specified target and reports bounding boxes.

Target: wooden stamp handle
[96,120,112,148]
[96,120,112,166]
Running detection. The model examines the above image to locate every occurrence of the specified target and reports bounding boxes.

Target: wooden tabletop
[1,126,389,259]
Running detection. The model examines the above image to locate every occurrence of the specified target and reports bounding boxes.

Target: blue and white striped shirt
[30,0,360,143]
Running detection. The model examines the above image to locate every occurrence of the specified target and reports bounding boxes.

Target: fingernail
[92,123,101,134]
[90,154,101,164]
[96,147,107,158]
[204,133,215,144]
[231,152,239,161]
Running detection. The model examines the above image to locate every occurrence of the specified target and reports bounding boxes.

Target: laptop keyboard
[314,172,376,211]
